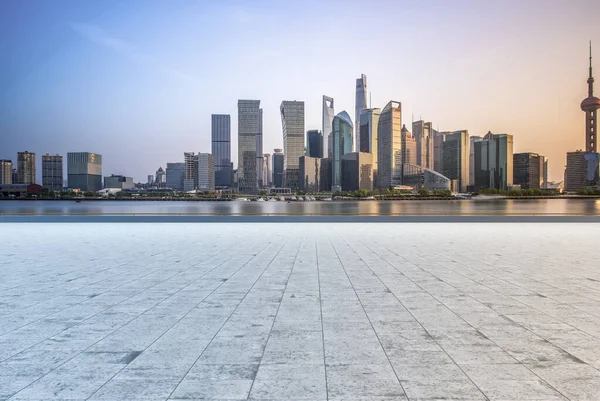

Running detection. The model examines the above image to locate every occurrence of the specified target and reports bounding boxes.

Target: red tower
[581,42,600,152]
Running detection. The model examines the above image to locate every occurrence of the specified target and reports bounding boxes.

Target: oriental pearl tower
[581,42,600,152]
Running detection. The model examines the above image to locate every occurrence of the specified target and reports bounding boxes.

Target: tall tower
[581,42,600,152]
[322,96,335,158]
[355,74,367,152]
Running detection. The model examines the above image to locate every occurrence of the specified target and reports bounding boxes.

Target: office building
[212,114,232,189]
[67,152,102,191]
[401,124,417,167]
[359,108,380,185]
[12,169,18,185]
[195,153,215,191]
[155,167,166,185]
[0,160,13,184]
[542,157,548,188]
[433,131,448,174]
[42,154,63,191]
[263,154,271,187]
[514,153,545,189]
[355,74,367,152]
[402,164,452,191]
[104,174,134,189]
[257,109,264,188]
[306,130,323,158]
[332,111,353,191]
[184,152,196,192]
[272,149,284,188]
[147,175,154,185]
[473,132,514,191]
[322,96,335,158]
[299,156,321,192]
[441,130,470,192]
[565,151,600,190]
[377,101,402,189]
[280,100,305,190]
[342,152,373,191]
[413,120,434,169]
[469,136,483,186]
[17,151,36,184]
[166,162,185,191]
[238,100,261,193]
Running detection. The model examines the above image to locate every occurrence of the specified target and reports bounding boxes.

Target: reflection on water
[1,199,600,215]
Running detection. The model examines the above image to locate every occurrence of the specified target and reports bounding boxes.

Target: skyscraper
[148,175,154,185]
[359,108,380,186]
[0,160,13,184]
[581,42,600,153]
[306,130,323,158]
[257,108,264,188]
[184,152,196,192]
[469,136,483,186]
[211,114,232,189]
[67,152,102,191]
[355,74,367,152]
[474,132,513,191]
[155,167,166,185]
[377,101,402,189]
[263,154,271,187]
[166,162,185,191]
[272,149,284,188]
[322,96,335,159]
[331,111,353,191]
[238,100,261,193]
[401,124,418,168]
[195,153,215,191]
[280,100,305,190]
[514,152,545,189]
[342,152,373,191]
[17,151,36,184]
[412,120,434,169]
[42,154,63,191]
[441,130,470,192]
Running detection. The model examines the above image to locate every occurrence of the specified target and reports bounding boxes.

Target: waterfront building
[359,108,380,186]
[322,96,335,158]
[147,175,154,185]
[272,149,284,188]
[42,154,63,191]
[433,131,449,174]
[401,124,418,168]
[306,129,323,158]
[342,152,373,191]
[17,151,36,184]
[402,164,452,191]
[299,156,321,192]
[212,114,232,189]
[280,100,305,190]
[412,120,434,169]
[166,162,185,191]
[0,160,13,184]
[565,151,600,190]
[195,153,215,191]
[257,109,264,189]
[514,152,545,189]
[262,154,271,188]
[331,111,353,191]
[469,136,483,186]
[377,101,402,189]
[441,130,470,192]
[184,152,196,192]
[473,132,514,191]
[155,167,166,186]
[542,157,548,188]
[12,169,18,185]
[355,74,367,152]
[104,174,134,189]
[67,152,102,191]
[238,100,261,193]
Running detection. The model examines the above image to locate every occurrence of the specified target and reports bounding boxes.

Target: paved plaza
[1,223,600,400]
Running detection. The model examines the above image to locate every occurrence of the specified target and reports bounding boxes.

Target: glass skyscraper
[272,149,284,188]
[306,129,323,158]
[42,154,63,191]
[412,120,434,169]
[474,132,513,191]
[441,130,470,192]
[377,101,402,189]
[280,100,305,190]
[331,110,353,191]
[211,114,231,189]
[355,74,367,152]
[238,100,261,194]
[322,96,335,159]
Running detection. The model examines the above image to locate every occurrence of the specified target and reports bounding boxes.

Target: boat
[75,199,82,203]
[237,197,249,201]
[268,197,278,202]
[257,197,265,202]
[279,196,285,201]
[322,197,332,201]
[290,196,297,201]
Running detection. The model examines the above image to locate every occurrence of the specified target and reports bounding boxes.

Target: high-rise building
[582,42,600,153]
[299,156,321,192]
[441,130,470,192]
[306,130,323,158]
[331,111,353,191]
[342,152,373,191]
[238,100,261,193]
[148,175,154,185]
[355,74,367,152]
[272,149,284,188]
[257,108,264,189]
[212,114,232,189]
[542,157,548,189]
[565,151,600,190]
[263,154,271,187]
[12,169,18,185]
[104,174,134,189]
[184,152,196,192]
[17,151,36,184]
[412,120,434,169]
[377,101,402,189]
[513,153,545,190]
[166,162,185,191]
[67,152,102,191]
[359,108,380,186]
[401,124,417,168]
[469,136,483,186]
[42,154,63,191]
[0,160,13,184]
[195,153,215,191]
[473,132,513,191]
[155,167,166,185]
[322,96,335,159]
[280,100,305,190]
[433,131,448,174]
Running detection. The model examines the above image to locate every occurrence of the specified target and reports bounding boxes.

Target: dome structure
[581,96,600,111]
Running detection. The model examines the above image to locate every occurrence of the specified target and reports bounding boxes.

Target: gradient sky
[1,0,599,183]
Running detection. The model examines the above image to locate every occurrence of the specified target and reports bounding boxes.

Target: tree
[357,189,369,198]
[417,189,430,197]
[259,189,268,197]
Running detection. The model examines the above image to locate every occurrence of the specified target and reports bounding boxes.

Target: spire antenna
[590,40,593,78]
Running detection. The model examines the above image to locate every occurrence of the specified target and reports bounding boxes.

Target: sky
[1,0,599,183]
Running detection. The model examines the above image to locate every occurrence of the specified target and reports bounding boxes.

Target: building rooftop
[1,222,600,400]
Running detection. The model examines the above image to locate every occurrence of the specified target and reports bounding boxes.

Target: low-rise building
[104,174,134,189]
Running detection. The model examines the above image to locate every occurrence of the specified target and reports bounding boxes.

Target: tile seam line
[315,234,329,401]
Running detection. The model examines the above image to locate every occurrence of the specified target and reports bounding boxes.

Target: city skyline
[1,0,600,182]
